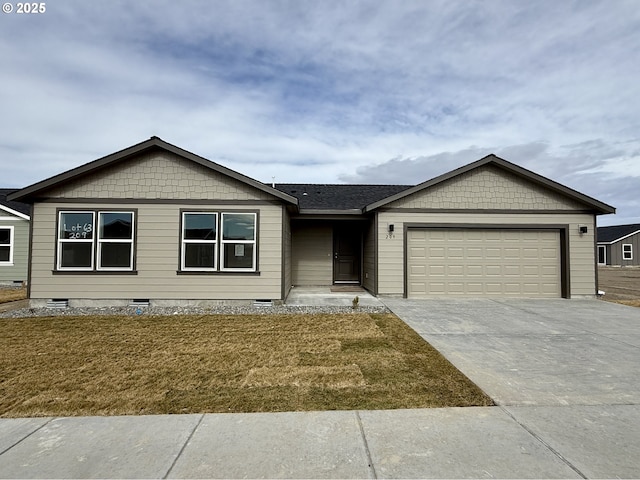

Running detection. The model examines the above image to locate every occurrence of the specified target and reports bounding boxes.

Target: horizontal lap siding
[0,219,29,282]
[30,202,283,300]
[377,212,597,297]
[291,223,332,285]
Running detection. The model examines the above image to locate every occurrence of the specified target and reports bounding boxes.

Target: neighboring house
[597,224,640,266]
[9,137,615,306]
[0,189,31,285]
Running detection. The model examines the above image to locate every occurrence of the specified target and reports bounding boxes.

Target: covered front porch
[290,217,375,291]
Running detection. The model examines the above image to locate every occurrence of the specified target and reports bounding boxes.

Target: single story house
[9,137,615,306]
[0,189,31,285]
[597,224,640,266]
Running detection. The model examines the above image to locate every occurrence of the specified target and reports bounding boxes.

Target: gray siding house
[0,189,31,285]
[597,224,640,266]
[9,137,615,306]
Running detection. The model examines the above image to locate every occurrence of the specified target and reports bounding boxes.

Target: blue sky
[1,0,638,225]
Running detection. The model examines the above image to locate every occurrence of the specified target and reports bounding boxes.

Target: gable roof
[362,154,615,215]
[274,184,410,213]
[0,189,30,219]
[8,137,298,207]
[597,223,640,244]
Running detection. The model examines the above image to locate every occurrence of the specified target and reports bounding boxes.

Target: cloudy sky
[1,0,638,225]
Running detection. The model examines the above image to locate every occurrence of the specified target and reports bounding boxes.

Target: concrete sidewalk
[0,407,602,479]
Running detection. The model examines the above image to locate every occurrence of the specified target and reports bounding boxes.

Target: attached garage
[406,227,566,298]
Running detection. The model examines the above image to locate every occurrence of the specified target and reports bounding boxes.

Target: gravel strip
[0,304,389,318]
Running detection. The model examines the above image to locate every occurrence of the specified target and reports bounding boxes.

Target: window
[57,210,135,271]
[58,212,95,270]
[221,213,256,271]
[623,244,633,261]
[178,211,257,273]
[98,212,134,270]
[181,212,217,271]
[0,227,13,265]
[597,245,606,265]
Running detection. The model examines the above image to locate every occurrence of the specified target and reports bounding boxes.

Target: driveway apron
[383,297,640,478]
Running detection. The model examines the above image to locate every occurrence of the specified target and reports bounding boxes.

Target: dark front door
[333,226,361,283]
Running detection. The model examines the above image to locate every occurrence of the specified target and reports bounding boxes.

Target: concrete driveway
[383,297,640,478]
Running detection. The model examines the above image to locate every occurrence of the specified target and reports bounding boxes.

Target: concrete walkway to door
[383,297,640,478]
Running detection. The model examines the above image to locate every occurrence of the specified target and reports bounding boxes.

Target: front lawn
[0,313,493,417]
[0,286,26,304]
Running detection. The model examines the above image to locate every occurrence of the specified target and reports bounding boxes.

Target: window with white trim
[623,244,633,261]
[221,212,256,271]
[57,210,135,271]
[179,211,257,272]
[181,212,217,271]
[0,226,13,265]
[97,212,135,270]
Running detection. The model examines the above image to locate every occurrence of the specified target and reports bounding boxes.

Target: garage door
[407,229,561,297]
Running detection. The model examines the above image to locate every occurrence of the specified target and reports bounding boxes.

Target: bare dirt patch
[598,267,640,306]
[0,313,492,418]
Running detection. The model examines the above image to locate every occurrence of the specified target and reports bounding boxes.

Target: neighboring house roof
[274,184,411,212]
[7,137,298,207]
[597,224,640,244]
[362,154,615,214]
[0,189,30,219]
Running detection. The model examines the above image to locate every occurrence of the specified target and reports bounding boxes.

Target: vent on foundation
[253,299,273,307]
[47,299,69,309]
[129,299,150,307]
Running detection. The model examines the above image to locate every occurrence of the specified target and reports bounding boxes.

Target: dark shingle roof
[597,224,640,243]
[274,184,412,211]
[0,189,30,216]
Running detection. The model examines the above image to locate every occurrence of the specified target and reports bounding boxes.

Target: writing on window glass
[64,222,93,239]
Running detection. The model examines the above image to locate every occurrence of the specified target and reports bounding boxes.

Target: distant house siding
[0,217,29,284]
[609,234,640,266]
[29,201,284,303]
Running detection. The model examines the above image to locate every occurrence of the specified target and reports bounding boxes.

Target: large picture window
[0,227,13,265]
[181,212,217,271]
[57,210,135,271]
[179,211,257,273]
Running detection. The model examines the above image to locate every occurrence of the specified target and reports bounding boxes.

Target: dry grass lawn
[0,287,26,304]
[598,267,640,307]
[0,313,493,417]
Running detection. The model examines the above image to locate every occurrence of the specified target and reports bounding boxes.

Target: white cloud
[0,0,639,224]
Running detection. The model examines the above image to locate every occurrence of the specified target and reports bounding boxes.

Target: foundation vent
[129,299,150,307]
[46,299,69,309]
[253,300,273,307]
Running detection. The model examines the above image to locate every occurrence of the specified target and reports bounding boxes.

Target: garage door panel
[407,229,561,298]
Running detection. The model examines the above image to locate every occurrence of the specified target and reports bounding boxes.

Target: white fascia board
[0,204,29,220]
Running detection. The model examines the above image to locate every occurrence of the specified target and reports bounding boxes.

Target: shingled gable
[362,154,616,214]
[8,136,298,206]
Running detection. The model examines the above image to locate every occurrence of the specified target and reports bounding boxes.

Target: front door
[333,226,361,283]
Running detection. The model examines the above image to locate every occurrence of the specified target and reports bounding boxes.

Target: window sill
[52,270,139,275]
[176,270,260,276]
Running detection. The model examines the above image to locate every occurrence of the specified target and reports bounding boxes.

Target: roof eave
[598,229,640,244]
[0,204,30,220]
